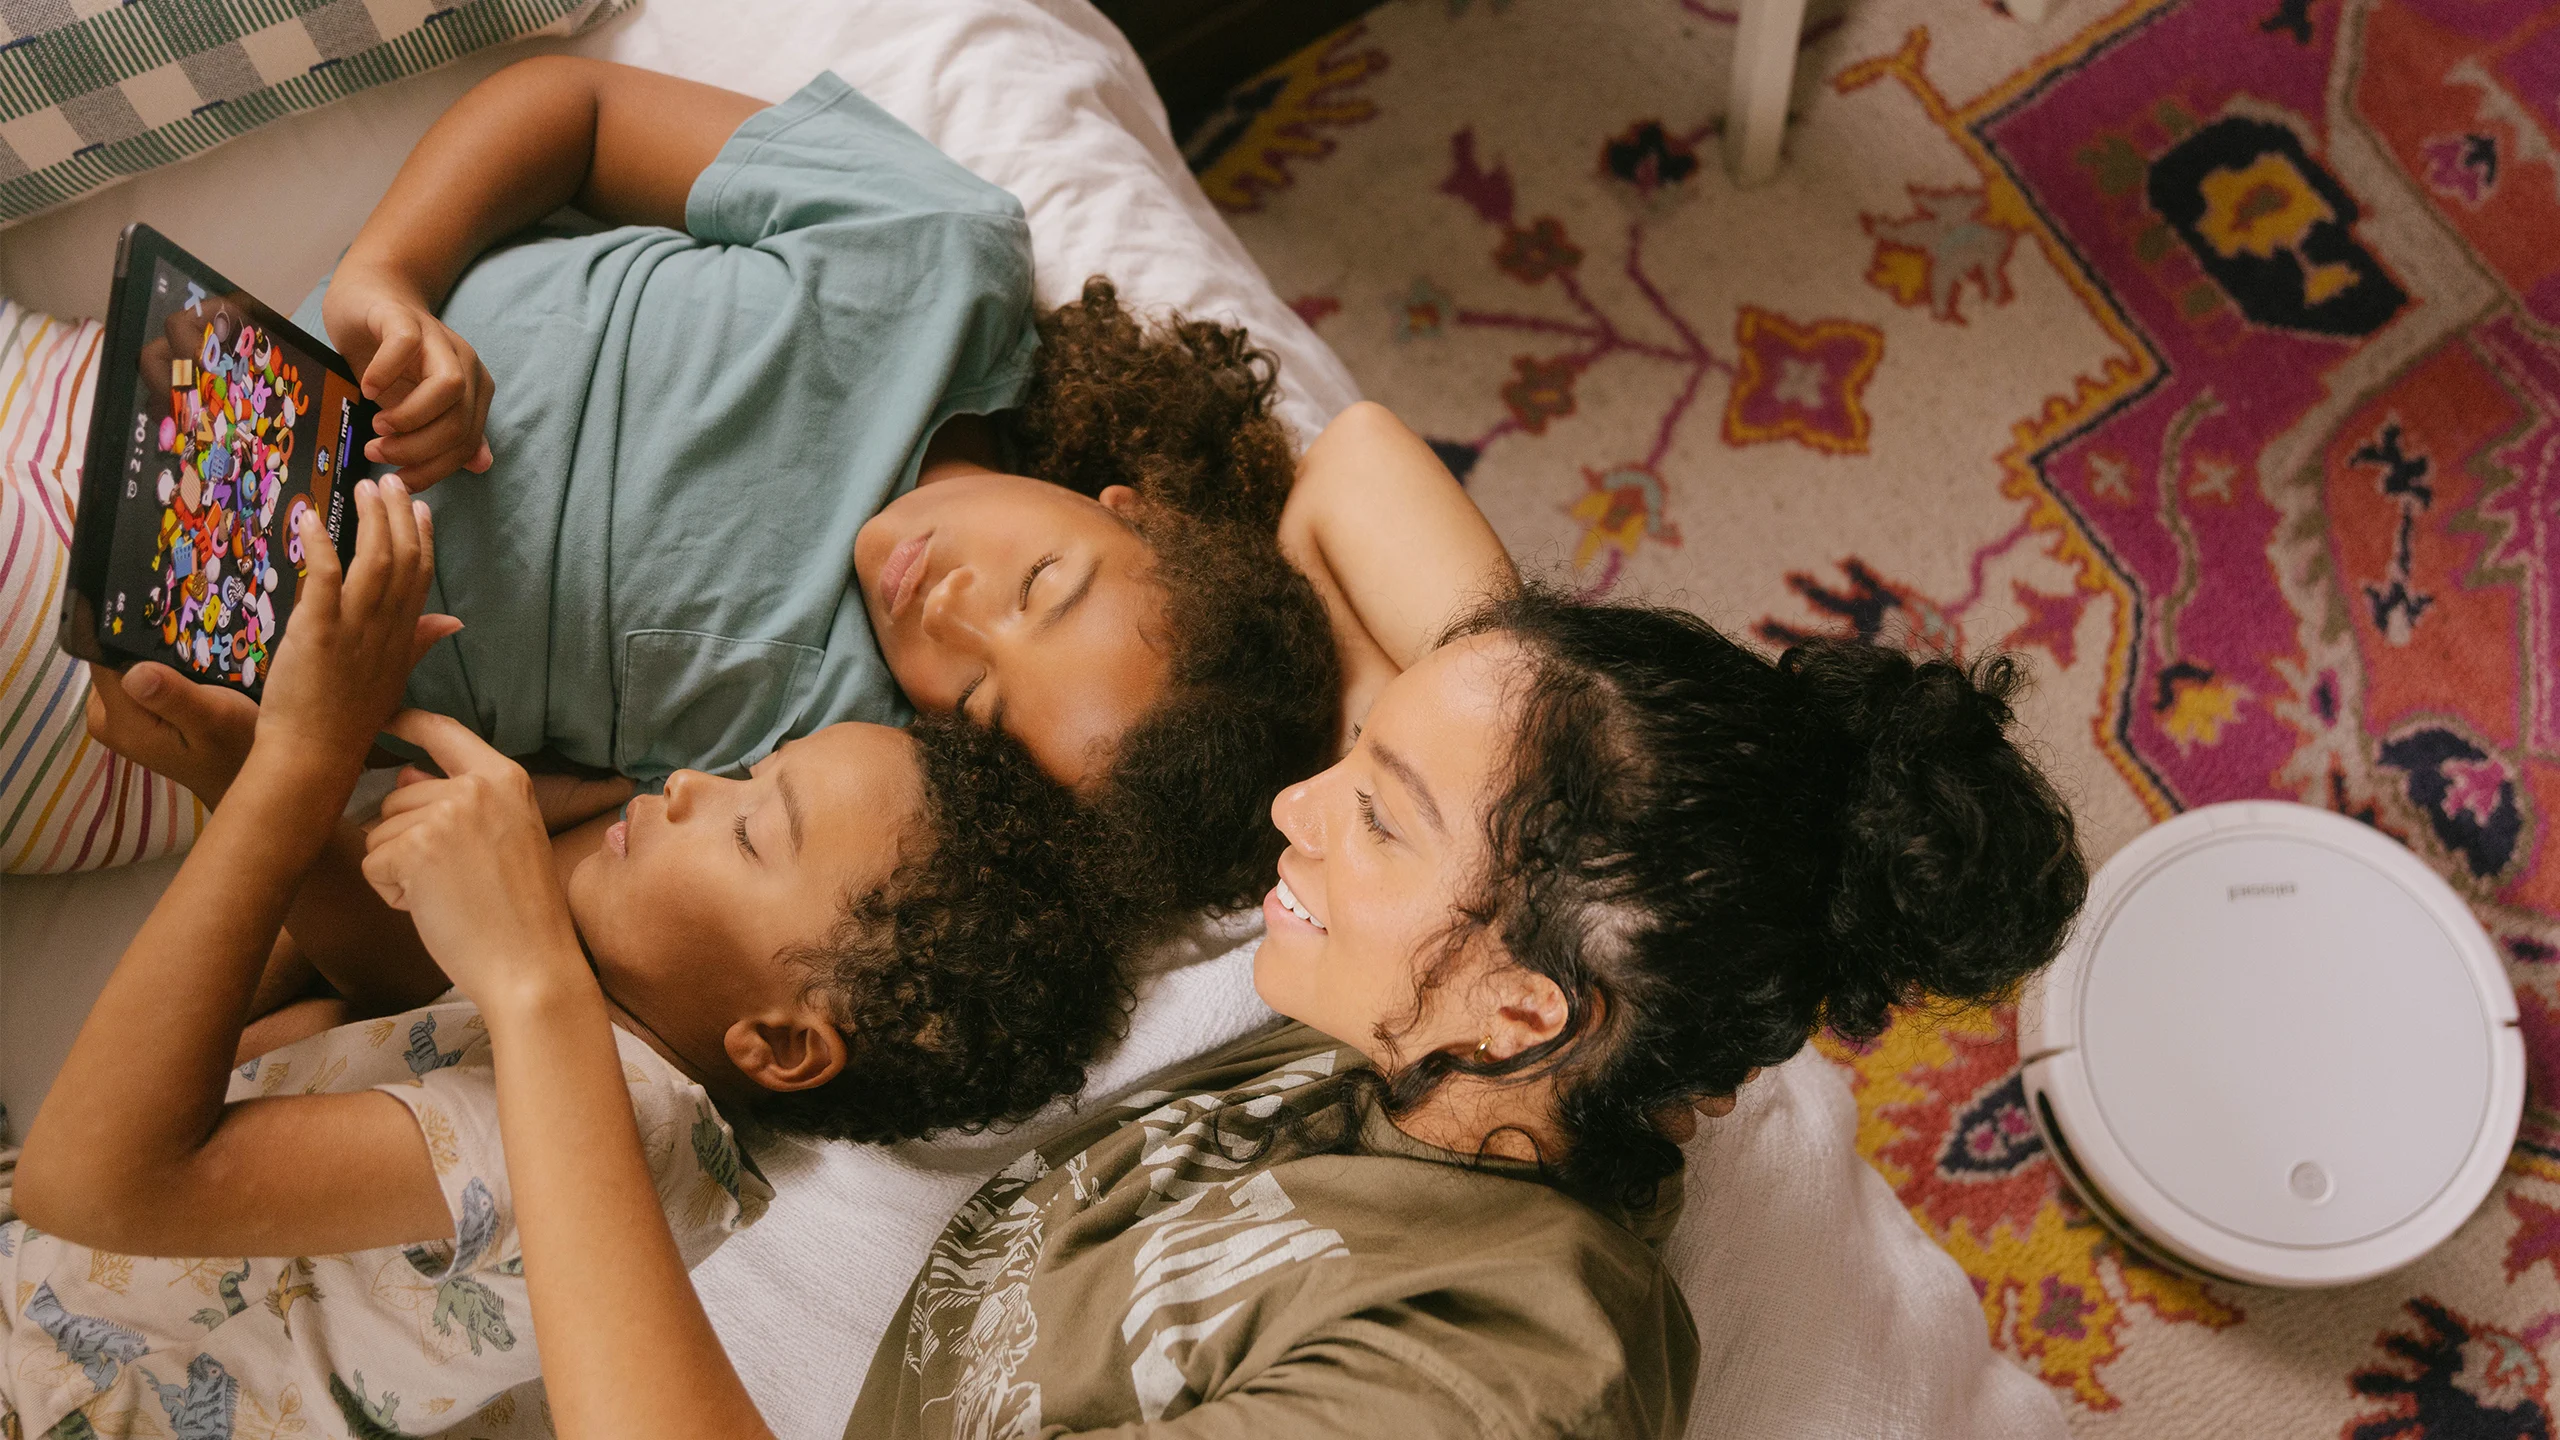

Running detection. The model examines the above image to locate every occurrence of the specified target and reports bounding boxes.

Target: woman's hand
[256,478,462,773]
[320,268,495,489]
[84,661,260,805]
[1652,1068,1766,1144]
[362,710,589,1008]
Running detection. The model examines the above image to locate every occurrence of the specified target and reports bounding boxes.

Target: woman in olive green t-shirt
[354,575,2087,1436]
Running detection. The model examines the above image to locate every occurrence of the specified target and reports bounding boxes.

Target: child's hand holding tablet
[256,477,460,773]
[59,225,401,700]
[320,263,496,485]
[80,476,459,804]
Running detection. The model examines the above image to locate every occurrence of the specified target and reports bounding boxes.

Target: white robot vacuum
[2021,800,2524,1287]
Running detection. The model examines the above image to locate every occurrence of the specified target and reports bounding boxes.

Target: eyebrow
[1369,741,1446,836]
[1037,557,1101,635]
[779,766,806,861]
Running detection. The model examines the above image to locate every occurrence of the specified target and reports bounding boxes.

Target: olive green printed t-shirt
[294,73,1039,780]
[849,1023,1699,1440]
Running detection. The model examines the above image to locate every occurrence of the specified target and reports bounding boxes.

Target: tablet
[59,223,376,696]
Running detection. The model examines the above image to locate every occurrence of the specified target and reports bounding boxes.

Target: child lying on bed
[5,481,1128,1440]
[245,55,1507,930]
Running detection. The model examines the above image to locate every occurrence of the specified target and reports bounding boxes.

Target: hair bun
[1779,640,2084,1038]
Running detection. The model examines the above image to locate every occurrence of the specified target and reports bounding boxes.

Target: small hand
[255,477,461,771]
[1653,1068,1765,1144]
[321,270,494,489]
[527,773,638,835]
[362,710,588,1008]
[84,662,259,804]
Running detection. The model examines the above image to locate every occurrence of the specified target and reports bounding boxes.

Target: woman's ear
[1489,972,1572,1056]
[1097,484,1142,518]
[723,1012,848,1094]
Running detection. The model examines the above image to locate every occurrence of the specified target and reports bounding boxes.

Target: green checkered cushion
[0,0,627,227]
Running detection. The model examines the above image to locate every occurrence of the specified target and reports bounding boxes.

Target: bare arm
[1278,402,1519,745]
[17,484,453,1257]
[286,820,455,1014]
[89,663,631,1023]
[333,57,766,311]
[323,58,767,485]
[233,805,619,1024]
[364,713,775,1440]
[491,984,771,1440]
[88,662,466,1019]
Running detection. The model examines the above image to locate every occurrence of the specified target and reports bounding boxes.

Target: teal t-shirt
[297,74,1039,779]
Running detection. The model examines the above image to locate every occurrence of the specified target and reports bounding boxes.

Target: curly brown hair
[1381,587,2085,1206]
[749,715,1135,1142]
[1000,278,1342,921]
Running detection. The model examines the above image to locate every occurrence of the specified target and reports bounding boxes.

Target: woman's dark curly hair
[1379,585,2087,1206]
[750,715,1135,1143]
[1000,277,1341,920]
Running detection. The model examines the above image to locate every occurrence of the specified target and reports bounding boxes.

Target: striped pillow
[0,299,204,872]
[0,0,629,228]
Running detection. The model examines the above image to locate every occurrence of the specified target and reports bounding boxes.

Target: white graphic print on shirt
[1116,1054,1348,1419]
[899,1049,1355,1434]
[910,1152,1051,1440]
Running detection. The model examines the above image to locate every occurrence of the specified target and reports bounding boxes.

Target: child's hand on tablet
[322,269,495,489]
[83,661,259,805]
[256,478,462,772]
[363,710,584,1003]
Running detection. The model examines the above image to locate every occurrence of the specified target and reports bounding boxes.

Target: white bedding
[0,0,1355,448]
[0,3,2065,1437]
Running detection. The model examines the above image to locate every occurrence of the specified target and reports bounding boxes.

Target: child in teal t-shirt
[115,57,1515,928]
[296,72,1036,782]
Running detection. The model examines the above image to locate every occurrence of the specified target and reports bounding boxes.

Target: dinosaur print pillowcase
[0,995,767,1440]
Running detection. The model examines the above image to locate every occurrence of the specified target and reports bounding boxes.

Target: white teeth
[1275,877,1326,931]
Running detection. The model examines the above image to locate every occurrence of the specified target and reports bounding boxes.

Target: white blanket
[0,1,2065,1436]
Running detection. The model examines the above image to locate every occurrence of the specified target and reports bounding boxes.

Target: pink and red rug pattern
[1200,0,2560,1431]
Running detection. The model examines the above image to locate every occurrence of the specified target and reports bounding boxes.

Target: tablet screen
[92,255,365,690]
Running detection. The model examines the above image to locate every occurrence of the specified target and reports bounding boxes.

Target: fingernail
[384,475,408,500]
[127,668,159,698]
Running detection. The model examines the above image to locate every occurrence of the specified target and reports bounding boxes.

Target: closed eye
[1018,553,1060,610]
[1354,789,1392,843]
[733,812,759,860]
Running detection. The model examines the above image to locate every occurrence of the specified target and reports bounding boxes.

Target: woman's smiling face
[1254,630,1523,1063]
[855,470,1170,788]
[1259,627,1761,1144]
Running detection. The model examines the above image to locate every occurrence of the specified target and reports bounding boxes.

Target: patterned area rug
[1188,0,2560,1433]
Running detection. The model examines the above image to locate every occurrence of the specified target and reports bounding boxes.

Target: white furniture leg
[1724,0,1812,187]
